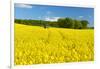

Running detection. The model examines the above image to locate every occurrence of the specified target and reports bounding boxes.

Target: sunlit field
[14,23,94,65]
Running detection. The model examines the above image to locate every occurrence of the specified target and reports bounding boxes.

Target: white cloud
[38,17,41,19]
[89,15,92,18]
[78,16,84,18]
[15,4,33,8]
[78,15,92,19]
[47,11,52,14]
[45,17,61,21]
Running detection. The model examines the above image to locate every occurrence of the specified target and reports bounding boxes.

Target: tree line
[15,17,93,29]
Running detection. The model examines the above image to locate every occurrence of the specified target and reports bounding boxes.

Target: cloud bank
[15,4,33,8]
[44,17,61,21]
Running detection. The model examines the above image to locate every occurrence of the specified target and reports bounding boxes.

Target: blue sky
[15,3,94,27]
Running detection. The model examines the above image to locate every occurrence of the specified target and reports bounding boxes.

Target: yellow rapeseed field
[14,23,94,65]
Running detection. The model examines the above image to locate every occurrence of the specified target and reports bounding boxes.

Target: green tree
[65,18,74,28]
[81,20,89,29]
[74,20,82,29]
[58,17,75,28]
[58,18,66,28]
